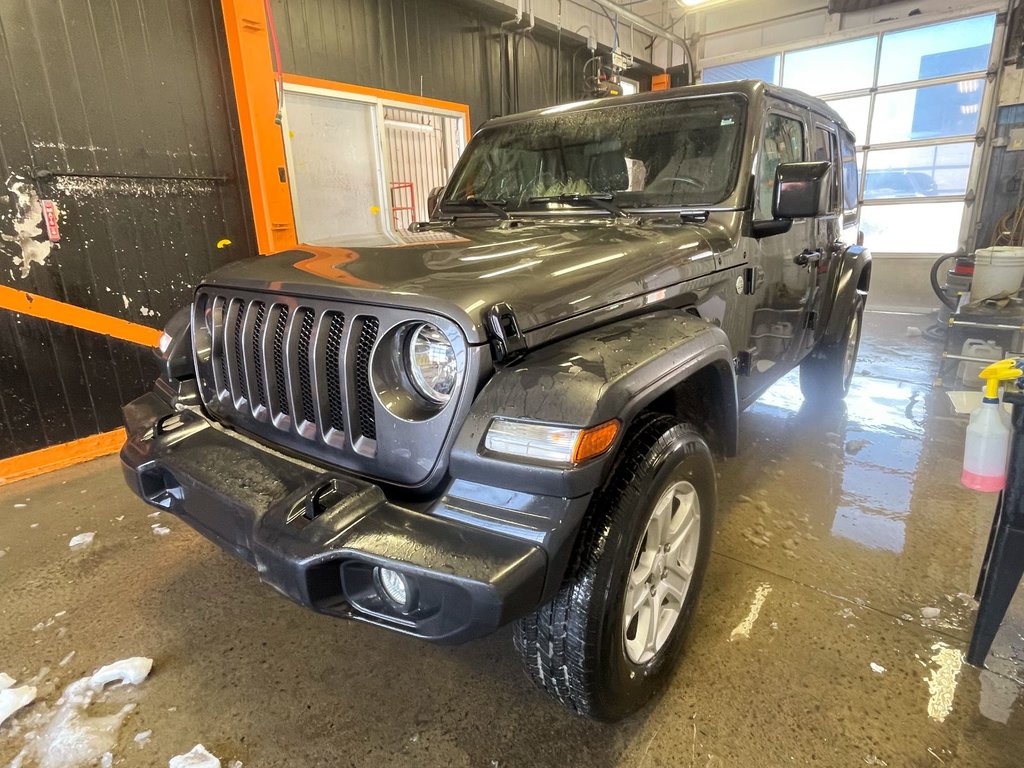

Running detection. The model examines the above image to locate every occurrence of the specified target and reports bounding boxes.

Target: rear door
[806,119,844,348]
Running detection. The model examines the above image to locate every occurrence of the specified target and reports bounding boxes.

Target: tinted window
[444,96,747,211]
[756,113,804,220]
[841,131,859,214]
[815,127,841,212]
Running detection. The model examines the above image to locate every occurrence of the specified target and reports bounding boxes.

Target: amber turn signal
[572,419,620,464]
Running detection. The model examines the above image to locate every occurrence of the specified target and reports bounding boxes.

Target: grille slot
[231,299,247,401]
[251,301,268,408]
[354,318,379,441]
[296,309,317,426]
[324,312,346,433]
[212,297,229,396]
[271,306,289,417]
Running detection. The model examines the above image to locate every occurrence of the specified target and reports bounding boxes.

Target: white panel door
[284,91,385,243]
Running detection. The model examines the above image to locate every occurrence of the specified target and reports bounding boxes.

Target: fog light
[375,566,413,610]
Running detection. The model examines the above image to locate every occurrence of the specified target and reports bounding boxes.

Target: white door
[284,91,385,242]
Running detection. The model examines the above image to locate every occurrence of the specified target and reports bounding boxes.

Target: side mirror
[427,186,444,217]
[773,161,831,219]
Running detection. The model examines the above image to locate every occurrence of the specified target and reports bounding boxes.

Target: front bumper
[121,390,580,644]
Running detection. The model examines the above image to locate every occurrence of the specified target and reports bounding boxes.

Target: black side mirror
[773,161,831,219]
[427,186,444,217]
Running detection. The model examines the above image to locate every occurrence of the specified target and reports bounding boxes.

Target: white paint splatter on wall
[2,178,54,278]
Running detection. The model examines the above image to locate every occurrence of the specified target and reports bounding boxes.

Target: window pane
[878,14,995,86]
[782,37,877,96]
[756,114,804,220]
[860,201,964,252]
[703,55,780,85]
[826,95,870,145]
[863,143,974,200]
[870,79,983,143]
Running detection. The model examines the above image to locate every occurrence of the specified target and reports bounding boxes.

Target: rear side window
[841,130,859,216]
[815,126,841,212]
[756,113,804,220]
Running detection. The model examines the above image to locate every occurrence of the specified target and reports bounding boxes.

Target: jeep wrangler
[121,80,869,720]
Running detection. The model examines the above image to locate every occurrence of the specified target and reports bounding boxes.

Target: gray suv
[121,80,869,720]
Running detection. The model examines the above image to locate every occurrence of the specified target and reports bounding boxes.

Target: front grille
[193,287,468,487]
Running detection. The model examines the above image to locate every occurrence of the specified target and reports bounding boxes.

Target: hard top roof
[481,79,850,135]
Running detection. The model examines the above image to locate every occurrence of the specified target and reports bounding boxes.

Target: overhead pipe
[585,0,693,80]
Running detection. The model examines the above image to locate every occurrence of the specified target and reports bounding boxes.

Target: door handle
[794,249,821,266]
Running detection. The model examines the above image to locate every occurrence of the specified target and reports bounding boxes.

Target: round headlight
[406,323,457,405]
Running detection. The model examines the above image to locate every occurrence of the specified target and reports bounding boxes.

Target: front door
[738,108,815,402]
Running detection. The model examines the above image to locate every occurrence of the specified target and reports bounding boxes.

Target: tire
[513,414,716,721]
[799,293,865,402]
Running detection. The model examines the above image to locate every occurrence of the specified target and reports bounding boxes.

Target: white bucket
[971,247,1024,301]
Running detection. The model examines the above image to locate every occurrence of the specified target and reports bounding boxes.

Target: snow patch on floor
[5,657,153,768]
[729,583,772,641]
[0,683,37,725]
[168,744,221,768]
[67,533,94,549]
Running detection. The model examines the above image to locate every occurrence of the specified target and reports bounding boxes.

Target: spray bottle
[961,359,1023,492]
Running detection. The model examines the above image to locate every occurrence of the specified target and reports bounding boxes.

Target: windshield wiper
[527,193,632,220]
[445,196,510,219]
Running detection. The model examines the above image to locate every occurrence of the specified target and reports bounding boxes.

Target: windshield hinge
[680,211,710,224]
[485,302,528,362]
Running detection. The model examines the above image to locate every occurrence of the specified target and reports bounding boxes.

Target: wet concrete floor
[1,309,1022,767]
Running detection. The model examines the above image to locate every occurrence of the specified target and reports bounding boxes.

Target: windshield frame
[439,91,753,219]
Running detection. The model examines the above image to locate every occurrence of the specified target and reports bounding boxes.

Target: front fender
[450,310,736,497]
[821,244,871,345]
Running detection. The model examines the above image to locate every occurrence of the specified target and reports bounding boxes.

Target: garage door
[704,12,998,257]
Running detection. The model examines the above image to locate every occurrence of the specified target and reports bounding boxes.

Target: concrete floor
[1,310,1022,767]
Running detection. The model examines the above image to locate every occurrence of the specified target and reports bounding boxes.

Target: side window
[814,126,841,213]
[840,131,859,221]
[757,113,804,220]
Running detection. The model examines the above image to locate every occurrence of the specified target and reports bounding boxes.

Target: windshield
[443,95,747,213]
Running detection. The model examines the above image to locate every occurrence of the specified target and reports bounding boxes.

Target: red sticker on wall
[41,200,60,242]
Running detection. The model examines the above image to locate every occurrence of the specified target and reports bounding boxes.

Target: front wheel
[799,293,865,402]
[513,414,716,721]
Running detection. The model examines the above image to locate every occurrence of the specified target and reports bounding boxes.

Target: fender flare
[821,244,871,346]
[449,310,738,498]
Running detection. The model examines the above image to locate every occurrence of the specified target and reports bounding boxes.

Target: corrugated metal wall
[384,107,464,225]
[0,0,253,459]
[270,0,645,130]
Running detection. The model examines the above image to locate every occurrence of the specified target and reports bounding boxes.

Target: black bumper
[120,391,567,644]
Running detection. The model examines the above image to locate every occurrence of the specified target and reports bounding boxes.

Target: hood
[201,221,726,344]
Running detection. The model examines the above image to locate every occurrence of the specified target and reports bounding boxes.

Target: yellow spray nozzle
[979,358,1024,399]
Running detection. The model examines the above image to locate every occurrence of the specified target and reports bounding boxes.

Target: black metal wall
[270,0,657,130]
[0,0,656,461]
[0,0,253,459]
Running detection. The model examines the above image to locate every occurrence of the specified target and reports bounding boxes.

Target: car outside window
[756,113,804,220]
[443,95,747,211]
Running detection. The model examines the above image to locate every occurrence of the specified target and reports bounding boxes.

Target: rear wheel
[800,294,865,402]
[513,414,716,720]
